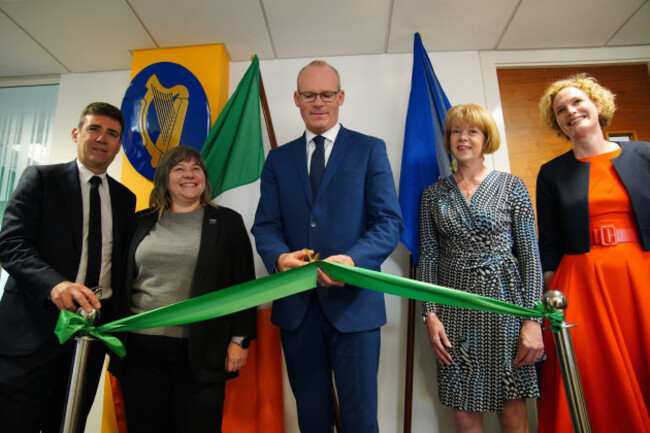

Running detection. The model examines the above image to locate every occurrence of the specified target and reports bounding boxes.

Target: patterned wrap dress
[418,171,543,412]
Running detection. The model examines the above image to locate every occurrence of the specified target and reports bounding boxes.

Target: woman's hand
[225,342,248,372]
[513,320,544,367]
[425,314,453,365]
[543,270,556,291]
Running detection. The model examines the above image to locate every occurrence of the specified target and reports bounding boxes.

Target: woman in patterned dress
[536,74,650,433]
[418,103,544,433]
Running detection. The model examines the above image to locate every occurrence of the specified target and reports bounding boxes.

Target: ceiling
[1,0,649,79]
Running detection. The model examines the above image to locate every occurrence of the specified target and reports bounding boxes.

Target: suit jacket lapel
[126,212,156,298]
[289,133,313,204]
[107,176,126,238]
[56,161,83,253]
[191,206,221,297]
[129,213,157,261]
[316,126,352,201]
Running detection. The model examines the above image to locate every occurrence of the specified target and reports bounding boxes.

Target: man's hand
[317,255,355,287]
[276,249,315,272]
[49,281,101,313]
[276,250,355,287]
[225,342,248,372]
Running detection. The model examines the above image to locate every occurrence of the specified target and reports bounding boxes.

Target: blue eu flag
[398,32,453,265]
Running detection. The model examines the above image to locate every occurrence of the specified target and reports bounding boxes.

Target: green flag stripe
[200,55,264,197]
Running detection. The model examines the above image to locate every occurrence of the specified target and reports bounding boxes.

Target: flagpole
[398,32,453,433]
[403,257,416,433]
[256,60,278,150]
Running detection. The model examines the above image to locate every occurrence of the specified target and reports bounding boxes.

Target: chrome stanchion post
[61,309,99,433]
[542,290,592,433]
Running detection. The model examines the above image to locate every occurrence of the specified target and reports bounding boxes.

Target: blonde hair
[149,146,212,218]
[443,103,501,154]
[538,73,616,139]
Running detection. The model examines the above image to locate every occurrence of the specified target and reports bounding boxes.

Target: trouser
[0,335,106,433]
[281,292,381,433]
[120,333,226,433]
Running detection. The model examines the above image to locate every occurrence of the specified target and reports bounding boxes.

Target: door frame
[479,46,650,172]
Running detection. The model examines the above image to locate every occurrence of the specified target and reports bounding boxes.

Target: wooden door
[497,64,650,212]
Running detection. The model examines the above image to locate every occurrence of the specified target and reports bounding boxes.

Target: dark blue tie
[85,176,102,288]
[310,136,325,198]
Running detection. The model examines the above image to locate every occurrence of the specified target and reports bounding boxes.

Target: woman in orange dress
[536,73,650,433]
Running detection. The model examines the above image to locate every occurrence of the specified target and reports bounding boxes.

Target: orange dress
[538,148,650,433]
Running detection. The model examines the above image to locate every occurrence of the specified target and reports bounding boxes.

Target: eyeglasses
[298,91,339,103]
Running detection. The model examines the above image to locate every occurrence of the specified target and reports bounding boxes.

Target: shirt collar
[305,123,341,145]
[76,159,108,185]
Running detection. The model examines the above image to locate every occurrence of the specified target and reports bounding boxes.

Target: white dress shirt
[306,123,341,173]
[75,159,114,299]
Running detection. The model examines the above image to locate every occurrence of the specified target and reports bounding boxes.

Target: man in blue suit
[252,60,403,432]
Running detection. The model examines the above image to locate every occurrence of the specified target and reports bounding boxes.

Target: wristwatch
[231,336,251,349]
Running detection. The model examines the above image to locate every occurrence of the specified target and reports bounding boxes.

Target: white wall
[43,44,650,433]
[49,70,132,177]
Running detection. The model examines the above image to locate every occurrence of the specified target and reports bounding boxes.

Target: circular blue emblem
[121,62,210,180]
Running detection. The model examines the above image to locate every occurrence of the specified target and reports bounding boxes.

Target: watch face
[233,336,251,348]
[241,337,251,349]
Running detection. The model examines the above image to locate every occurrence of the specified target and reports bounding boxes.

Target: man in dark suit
[0,102,136,432]
[252,61,403,433]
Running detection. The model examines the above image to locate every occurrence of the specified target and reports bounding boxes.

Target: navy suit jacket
[0,161,135,358]
[252,125,403,333]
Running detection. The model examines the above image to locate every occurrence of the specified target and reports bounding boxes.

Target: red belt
[591,225,638,246]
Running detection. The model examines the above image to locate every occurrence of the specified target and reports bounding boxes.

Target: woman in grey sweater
[116,146,257,433]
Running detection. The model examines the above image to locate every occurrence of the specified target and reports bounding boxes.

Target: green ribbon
[54,310,127,357]
[319,262,564,331]
[54,260,564,356]
[533,301,566,332]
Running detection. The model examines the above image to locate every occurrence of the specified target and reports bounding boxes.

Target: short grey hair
[296,60,341,91]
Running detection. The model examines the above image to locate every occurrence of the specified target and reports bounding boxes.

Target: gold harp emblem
[139,75,189,168]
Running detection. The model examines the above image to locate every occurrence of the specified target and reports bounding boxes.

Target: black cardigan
[536,141,650,272]
[110,204,257,383]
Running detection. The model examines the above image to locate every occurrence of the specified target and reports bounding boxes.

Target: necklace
[455,167,491,200]
[462,184,478,199]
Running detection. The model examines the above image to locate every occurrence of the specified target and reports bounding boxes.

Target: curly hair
[443,103,501,155]
[538,73,616,139]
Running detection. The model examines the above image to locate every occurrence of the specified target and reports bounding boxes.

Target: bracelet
[422,312,437,323]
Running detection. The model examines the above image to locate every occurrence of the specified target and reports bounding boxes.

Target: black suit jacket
[0,160,135,358]
[113,204,257,383]
[536,141,650,272]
